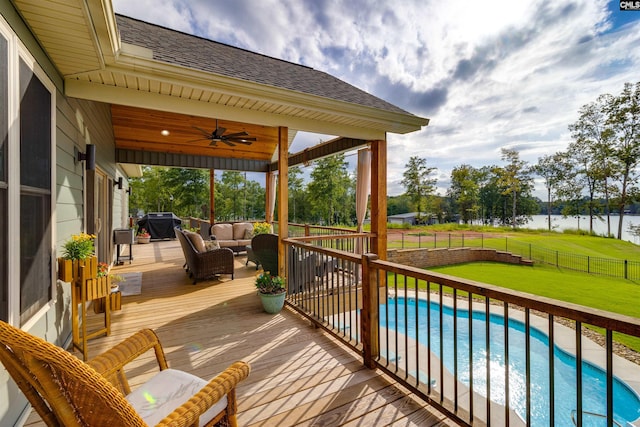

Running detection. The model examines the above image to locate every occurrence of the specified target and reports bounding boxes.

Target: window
[0,16,55,325]
[19,59,52,323]
[0,32,7,322]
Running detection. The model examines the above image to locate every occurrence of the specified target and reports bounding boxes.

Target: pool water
[382,297,640,426]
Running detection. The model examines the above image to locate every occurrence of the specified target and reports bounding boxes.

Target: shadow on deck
[26,239,455,427]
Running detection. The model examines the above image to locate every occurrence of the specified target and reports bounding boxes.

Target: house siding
[1,2,124,425]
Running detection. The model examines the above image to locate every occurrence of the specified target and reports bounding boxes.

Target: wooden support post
[277,127,289,278]
[370,139,387,260]
[209,169,215,225]
[361,253,379,368]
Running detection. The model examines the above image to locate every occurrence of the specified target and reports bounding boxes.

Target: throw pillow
[243,228,254,240]
[205,240,220,251]
[186,231,206,253]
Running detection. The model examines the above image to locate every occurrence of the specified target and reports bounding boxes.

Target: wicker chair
[175,227,235,284]
[251,233,279,274]
[0,321,250,427]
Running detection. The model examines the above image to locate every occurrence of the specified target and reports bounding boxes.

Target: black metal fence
[387,231,640,281]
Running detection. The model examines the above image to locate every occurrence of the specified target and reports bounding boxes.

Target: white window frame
[1,15,56,327]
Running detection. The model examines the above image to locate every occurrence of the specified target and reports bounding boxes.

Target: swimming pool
[382,297,640,426]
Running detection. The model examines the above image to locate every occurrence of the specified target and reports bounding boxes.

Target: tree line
[129,154,356,226]
[399,82,640,240]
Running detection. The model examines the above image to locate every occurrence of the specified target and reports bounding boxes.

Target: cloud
[112,0,640,200]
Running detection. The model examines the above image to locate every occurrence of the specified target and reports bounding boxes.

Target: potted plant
[252,222,272,235]
[137,228,151,244]
[58,232,96,282]
[255,272,286,314]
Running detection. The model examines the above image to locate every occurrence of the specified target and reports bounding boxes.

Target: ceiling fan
[190,120,256,146]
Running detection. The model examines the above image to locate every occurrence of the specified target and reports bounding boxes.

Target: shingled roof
[116,15,413,117]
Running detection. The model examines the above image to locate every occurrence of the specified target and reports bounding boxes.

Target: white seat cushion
[127,368,228,426]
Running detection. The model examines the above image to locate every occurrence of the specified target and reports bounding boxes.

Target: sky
[112,0,640,198]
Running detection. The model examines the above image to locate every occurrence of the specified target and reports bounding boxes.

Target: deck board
[25,239,455,426]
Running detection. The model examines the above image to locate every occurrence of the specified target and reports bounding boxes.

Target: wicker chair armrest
[196,247,234,261]
[157,361,251,427]
[89,328,168,394]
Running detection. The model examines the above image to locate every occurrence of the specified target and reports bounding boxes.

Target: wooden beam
[270,136,369,171]
[370,139,387,260]
[277,127,289,277]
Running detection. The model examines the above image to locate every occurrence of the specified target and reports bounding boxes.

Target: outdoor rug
[117,272,142,296]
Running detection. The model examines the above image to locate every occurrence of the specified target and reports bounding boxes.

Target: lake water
[524,214,640,244]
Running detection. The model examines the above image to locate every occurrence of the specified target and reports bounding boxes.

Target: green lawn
[426,262,640,351]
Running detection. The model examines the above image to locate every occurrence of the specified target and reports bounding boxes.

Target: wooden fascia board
[65,79,388,140]
[85,0,121,65]
[72,53,429,133]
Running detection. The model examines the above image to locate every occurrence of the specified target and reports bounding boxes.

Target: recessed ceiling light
[161,129,170,136]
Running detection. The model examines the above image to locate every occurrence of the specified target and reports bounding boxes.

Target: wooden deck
[26,239,455,427]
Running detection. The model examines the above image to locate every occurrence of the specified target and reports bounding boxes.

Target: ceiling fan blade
[214,127,226,138]
[223,131,249,138]
[222,140,236,147]
[208,140,218,147]
[192,125,212,138]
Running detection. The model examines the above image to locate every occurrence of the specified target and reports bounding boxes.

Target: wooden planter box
[57,258,73,282]
[68,257,109,302]
[94,291,121,314]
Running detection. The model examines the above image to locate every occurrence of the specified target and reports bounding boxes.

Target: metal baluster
[549,314,555,427]
[468,290,474,423]
[606,329,613,427]
[439,286,444,404]
[504,302,510,427]
[576,321,582,427]
[485,297,491,424]
[526,308,531,426]
[453,288,458,411]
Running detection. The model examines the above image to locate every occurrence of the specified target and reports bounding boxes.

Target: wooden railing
[283,235,640,427]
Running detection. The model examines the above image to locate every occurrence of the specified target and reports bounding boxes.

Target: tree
[607,82,640,239]
[533,153,566,230]
[569,94,616,235]
[495,149,533,228]
[477,166,501,225]
[129,167,209,218]
[448,164,480,224]
[551,153,586,229]
[401,156,437,222]
[288,165,305,223]
[307,154,352,225]
[162,168,209,217]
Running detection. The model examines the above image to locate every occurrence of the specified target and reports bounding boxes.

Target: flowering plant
[137,228,150,238]
[255,272,285,294]
[61,233,96,260]
[252,222,272,235]
[97,262,109,277]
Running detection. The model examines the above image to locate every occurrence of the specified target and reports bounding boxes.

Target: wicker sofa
[210,222,254,253]
[175,227,234,284]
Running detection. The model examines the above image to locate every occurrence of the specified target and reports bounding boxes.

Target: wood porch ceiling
[112,105,280,162]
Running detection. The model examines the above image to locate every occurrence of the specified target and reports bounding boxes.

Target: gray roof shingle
[116,15,413,116]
